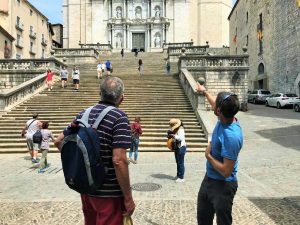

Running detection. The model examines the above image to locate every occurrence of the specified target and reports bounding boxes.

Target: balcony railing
[15,39,23,49]
[15,22,24,31]
[41,39,48,46]
[29,31,37,39]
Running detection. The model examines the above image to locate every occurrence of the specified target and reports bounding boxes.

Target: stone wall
[229,0,300,95]
[179,55,249,110]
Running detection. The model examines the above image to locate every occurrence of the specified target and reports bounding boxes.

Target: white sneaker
[175,178,185,183]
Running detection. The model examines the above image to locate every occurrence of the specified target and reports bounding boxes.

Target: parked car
[247,89,272,104]
[265,93,300,109]
[294,102,300,112]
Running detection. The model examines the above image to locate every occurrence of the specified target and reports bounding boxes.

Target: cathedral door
[132,33,145,52]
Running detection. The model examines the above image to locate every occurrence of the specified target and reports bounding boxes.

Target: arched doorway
[258,63,264,75]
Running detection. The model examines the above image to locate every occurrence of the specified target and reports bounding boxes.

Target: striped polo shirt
[66,101,131,197]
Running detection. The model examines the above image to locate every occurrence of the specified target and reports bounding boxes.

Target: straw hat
[169,118,181,132]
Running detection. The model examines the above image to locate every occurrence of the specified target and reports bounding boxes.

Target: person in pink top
[128,116,142,164]
[46,69,53,91]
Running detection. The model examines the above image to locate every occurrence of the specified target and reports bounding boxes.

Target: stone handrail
[0,73,47,112]
[163,42,193,50]
[79,43,113,51]
[53,48,99,59]
[179,55,249,70]
[0,58,66,72]
[179,69,212,140]
[168,46,208,55]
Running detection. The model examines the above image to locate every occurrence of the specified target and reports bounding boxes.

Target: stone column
[147,25,151,50]
[123,0,126,18]
[162,25,165,44]
[162,0,165,17]
[127,26,130,49]
[123,24,127,49]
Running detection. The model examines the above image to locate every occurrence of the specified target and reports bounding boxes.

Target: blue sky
[29,0,237,25]
[29,0,63,24]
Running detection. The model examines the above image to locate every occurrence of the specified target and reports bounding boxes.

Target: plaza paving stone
[0,104,300,224]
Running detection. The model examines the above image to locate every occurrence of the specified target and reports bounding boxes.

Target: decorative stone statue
[154,35,161,47]
[155,6,161,18]
[116,34,123,48]
[116,7,122,18]
[135,7,142,19]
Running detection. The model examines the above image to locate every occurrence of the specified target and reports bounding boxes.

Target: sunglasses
[217,93,237,109]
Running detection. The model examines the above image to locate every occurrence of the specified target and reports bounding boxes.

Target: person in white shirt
[21,113,42,163]
[72,66,80,91]
[169,118,187,183]
[97,62,103,79]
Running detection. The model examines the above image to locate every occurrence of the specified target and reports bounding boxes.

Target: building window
[30,9,33,16]
[258,13,263,54]
[16,16,20,25]
[258,63,265,74]
[259,13,263,30]
[246,12,248,23]
[17,34,20,42]
[42,20,44,25]
[246,35,249,46]
[42,49,45,58]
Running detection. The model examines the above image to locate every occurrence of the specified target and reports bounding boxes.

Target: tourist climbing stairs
[0,52,207,153]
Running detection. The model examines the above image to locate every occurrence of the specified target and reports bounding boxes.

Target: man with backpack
[54,76,135,225]
[21,113,42,163]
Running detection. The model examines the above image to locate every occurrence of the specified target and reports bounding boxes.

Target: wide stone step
[0,56,207,154]
[0,141,207,148]
[0,146,205,153]
[0,132,205,138]
[0,118,199,125]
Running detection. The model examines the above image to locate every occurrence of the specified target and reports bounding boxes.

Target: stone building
[63,0,232,51]
[52,24,63,48]
[229,0,300,95]
[0,0,53,59]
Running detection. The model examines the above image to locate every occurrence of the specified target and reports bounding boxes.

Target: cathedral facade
[63,0,232,51]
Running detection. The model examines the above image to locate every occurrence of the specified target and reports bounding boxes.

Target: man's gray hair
[100,76,124,104]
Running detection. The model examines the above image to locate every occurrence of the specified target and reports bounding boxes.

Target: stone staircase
[0,52,207,153]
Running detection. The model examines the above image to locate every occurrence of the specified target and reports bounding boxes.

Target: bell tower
[197,0,232,47]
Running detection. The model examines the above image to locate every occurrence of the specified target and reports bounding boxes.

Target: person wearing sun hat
[169,118,187,183]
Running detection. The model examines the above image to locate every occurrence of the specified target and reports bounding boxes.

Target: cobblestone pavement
[1,104,300,224]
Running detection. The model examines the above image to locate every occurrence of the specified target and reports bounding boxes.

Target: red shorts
[81,195,125,225]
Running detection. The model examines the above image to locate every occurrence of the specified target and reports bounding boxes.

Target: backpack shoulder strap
[27,119,36,129]
[92,106,115,129]
[77,106,94,127]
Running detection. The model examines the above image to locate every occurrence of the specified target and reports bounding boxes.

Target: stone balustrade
[179,55,249,69]
[179,69,212,140]
[0,58,65,72]
[78,43,113,51]
[168,46,208,62]
[0,73,46,113]
[168,46,208,55]
[53,48,100,64]
[178,55,249,138]
[163,42,193,50]
[54,48,99,57]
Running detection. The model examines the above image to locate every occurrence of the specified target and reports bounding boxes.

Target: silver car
[265,93,300,109]
[247,89,272,104]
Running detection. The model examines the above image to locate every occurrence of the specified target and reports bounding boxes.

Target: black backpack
[32,130,42,144]
[60,106,114,194]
